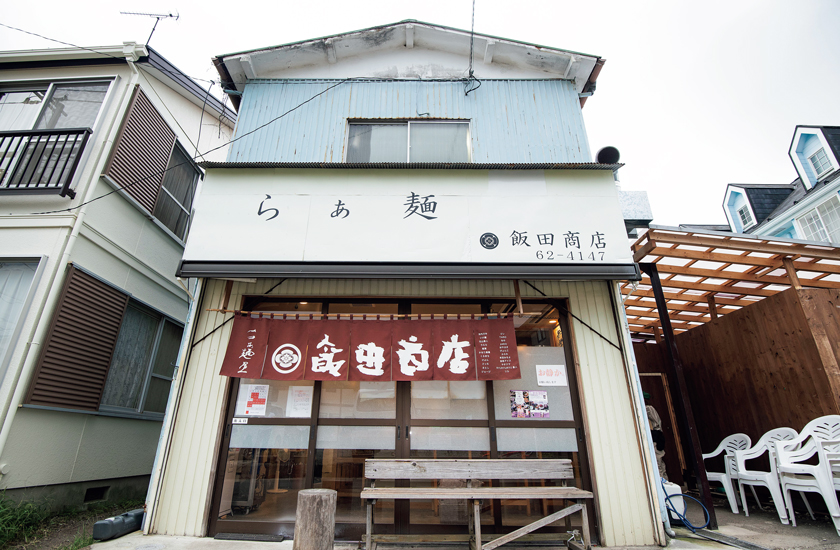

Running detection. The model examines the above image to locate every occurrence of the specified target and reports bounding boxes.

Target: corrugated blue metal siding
[228,80,590,163]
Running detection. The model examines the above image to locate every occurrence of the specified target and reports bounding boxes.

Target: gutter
[213,56,241,112]
[579,58,605,109]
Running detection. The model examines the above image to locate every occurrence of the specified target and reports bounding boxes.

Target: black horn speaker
[596,146,620,164]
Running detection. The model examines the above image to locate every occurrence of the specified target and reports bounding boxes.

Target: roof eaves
[214,20,600,62]
[143,47,236,123]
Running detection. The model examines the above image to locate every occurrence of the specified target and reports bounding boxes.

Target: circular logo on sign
[271,344,302,374]
[480,232,499,250]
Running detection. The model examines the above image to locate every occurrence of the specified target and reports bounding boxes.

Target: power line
[464,0,481,96]
[30,78,352,215]
[0,22,494,90]
[0,22,228,102]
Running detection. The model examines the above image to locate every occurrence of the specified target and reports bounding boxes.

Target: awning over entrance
[621,226,840,341]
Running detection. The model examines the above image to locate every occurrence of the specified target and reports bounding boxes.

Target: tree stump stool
[293,489,337,550]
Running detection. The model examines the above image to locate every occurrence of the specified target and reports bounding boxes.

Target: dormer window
[346,121,470,163]
[809,147,832,178]
[737,205,754,229]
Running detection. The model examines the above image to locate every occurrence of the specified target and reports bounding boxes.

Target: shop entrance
[208,299,593,541]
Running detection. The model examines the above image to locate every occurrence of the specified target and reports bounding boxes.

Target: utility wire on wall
[30,77,352,215]
[464,0,481,96]
[0,21,491,216]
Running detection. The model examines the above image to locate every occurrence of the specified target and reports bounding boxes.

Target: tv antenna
[120,11,179,45]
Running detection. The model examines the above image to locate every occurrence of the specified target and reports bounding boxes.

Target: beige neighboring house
[0,43,235,509]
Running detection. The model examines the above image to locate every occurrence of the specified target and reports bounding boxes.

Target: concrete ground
[89,501,840,550]
[713,502,840,550]
[91,530,732,550]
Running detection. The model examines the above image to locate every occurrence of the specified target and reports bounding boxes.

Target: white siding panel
[154,279,231,536]
[566,281,655,546]
[152,278,655,545]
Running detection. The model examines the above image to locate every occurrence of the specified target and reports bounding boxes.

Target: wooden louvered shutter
[104,85,177,213]
[25,266,129,411]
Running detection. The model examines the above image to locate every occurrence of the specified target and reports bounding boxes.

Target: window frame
[97,300,183,421]
[809,147,833,179]
[0,79,112,133]
[795,194,840,245]
[737,204,754,229]
[344,119,472,163]
[151,140,203,242]
[0,256,46,386]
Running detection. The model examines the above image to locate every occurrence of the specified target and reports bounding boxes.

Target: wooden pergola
[622,226,840,341]
[621,226,840,529]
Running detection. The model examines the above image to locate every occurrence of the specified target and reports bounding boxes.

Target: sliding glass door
[209,298,593,540]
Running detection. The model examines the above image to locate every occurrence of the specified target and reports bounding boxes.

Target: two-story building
[0,43,234,509]
[145,21,664,546]
[723,125,840,242]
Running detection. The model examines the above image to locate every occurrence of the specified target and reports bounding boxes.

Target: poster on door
[286,386,314,418]
[510,390,550,418]
[235,384,269,416]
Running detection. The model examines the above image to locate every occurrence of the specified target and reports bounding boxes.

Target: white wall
[1,408,161,488]
[0,55,232,491]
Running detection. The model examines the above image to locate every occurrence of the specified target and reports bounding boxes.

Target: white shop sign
[183,169,632,265]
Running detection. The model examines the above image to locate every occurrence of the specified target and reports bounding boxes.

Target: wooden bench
[360,459,593,550]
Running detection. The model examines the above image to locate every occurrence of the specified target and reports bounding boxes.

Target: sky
[3,0,840,226]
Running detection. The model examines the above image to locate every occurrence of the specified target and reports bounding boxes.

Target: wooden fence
[633,287,840,467]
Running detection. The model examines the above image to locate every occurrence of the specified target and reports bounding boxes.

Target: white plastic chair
[735,427,813,524]
[703,433,751,514]
[777,415,840,535]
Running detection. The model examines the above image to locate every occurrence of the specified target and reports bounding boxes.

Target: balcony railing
[0,128,93,199]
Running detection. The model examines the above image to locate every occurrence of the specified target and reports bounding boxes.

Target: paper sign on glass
[286,386,314,418]
[236,384,269,416]
[536,364,568,386]
[510,390,550,418]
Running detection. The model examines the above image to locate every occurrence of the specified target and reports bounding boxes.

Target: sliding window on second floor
[346,120,470,163]
[0,81,110,197]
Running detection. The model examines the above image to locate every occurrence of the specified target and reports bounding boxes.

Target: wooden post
[293,489,337,550]
[513,280,524,314]
[706,295,718,320]
[639,263,718,529]
[782,257,802,290]
[653,326,663,344]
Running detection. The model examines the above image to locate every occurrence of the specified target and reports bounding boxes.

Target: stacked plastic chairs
[735,427,813,524]
[702,433,750,514]
[701,416,840,535]
[777,415,840,535]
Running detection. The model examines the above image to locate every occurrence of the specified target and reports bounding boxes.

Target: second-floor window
[346,121,470,163]
[796,195,840,244]
[0,82,110,197]
[153,144,199,240]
